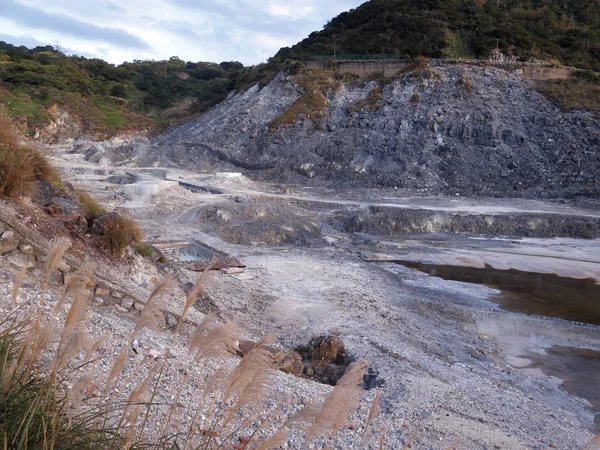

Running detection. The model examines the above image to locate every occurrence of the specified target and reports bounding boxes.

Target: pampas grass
[365,391,381,433]
[190,319,238,362]
[583,433,600,450]
[44,237,71,292]
[11,266,26,305]
[55,294,93,370]
[105,345,129,394]
[305,361,369,444]
[0,252,380,449]
[131,275,175,340]
[257,404,322,450]
[182,266,212,324]
[56,262,96,312]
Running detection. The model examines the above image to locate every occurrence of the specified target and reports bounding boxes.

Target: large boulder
[31,181,56,206]
[46,197,87,231]
[47,197,85,218]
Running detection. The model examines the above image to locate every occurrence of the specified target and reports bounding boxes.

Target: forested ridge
[0,41,278,134]
[276,0,600,70]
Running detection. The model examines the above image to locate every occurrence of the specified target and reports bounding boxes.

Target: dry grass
[11,266,27,305]
[0,106,59,197]
[348,87,384,114]
[457,73,473,94]
[44,237,71,292]
[536,78,600,114]
[269,68,339,131]
[99,214,143,255]
[1,255,379,449]
[76,191,106,221]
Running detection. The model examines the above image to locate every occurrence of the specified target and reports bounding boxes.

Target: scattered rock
[165,314,178,327]
[326,363,347,377]
[133,302,144,312]
[115,305,129,314]
[120,298,134,310]
[111,291,124,299]
[18,244,34,255]
[31,181,56,206]
[276,351,304,376]
[56,261,70,273]
[94,297,104,304]
[95,287,110,296]
[7,251,36,268]
[0,238,19,255]
[47,197,85,218]
[298,163,316,179]
[1,230,15,240]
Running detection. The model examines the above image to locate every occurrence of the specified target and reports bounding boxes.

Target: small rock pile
[297,334,352,386]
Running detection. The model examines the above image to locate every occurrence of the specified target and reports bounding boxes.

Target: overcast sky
[0,0,365,65]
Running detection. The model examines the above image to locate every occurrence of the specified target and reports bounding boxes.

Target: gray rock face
[150,66,600,198]
[7,251,36,268]
[31,181,56,206]
[48,197,84,218]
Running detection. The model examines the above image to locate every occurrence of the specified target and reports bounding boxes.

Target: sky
[0,0,365,65]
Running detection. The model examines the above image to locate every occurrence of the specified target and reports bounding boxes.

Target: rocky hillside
[149,64,600,198]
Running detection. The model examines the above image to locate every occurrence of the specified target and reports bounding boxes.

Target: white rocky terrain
[2,62,600,449]
[6,139,592,449]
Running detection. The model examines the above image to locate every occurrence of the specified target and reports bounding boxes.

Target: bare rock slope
[149,65,600,198]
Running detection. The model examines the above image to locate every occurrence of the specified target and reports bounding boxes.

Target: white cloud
[0,0,366,65]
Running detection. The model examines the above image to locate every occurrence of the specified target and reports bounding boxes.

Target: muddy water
[393,260,600,426]
[529,347,600,429]
[393,261,600,325]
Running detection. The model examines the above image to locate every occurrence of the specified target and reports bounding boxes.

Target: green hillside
[276,0,600,70]
[0,42,278,136]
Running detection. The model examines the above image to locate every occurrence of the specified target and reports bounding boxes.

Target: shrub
[410,92,421,104]
[268,68,338,131]
[0,106,59,197]
[457,73,473,94]
[76,191,106,221]
[100,215,143,255]
[110,83,127,99]
[132,242,154,258]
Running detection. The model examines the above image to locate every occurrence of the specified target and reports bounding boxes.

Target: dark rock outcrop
[148,66,600,199]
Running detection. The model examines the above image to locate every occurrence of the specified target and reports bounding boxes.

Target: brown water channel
[392,260,600,425]
[394,261,600,325]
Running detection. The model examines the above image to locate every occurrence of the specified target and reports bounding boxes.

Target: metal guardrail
[308,54,405,61]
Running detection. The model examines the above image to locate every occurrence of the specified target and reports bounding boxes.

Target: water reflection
[394,261,600,325]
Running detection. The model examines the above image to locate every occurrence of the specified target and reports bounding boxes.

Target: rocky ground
[19,145,597,449]
[138,63,600,199]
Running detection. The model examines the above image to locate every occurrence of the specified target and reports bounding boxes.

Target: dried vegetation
[268,68,340,131]
[0,106,59,197]
[0,239,382,448]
